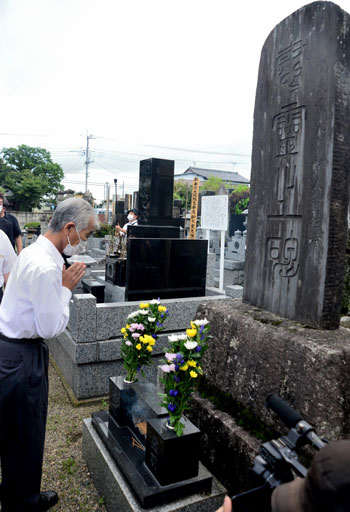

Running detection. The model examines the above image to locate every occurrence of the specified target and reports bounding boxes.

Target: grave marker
[244,1,350,329]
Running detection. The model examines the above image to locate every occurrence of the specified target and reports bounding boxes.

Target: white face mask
[64,228,87,256]
[127,214,135,221]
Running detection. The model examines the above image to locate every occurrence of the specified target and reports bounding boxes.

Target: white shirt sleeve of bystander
[29,268,72,339]
[1,232,17,274]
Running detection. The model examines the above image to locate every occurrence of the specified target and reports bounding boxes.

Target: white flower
[148,317,156,322]
[185,341,198,350]
[193,318,209,327]
[177,334,188,341]
[138,310,148,315]
[127,311,139,319]
[125,340,132,346]
[168,334,180,342]
[149,299,160,304]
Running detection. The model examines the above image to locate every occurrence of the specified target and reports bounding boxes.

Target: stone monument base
[83,418,226,512]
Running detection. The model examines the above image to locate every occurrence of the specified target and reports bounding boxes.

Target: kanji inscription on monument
[243,1,350,329]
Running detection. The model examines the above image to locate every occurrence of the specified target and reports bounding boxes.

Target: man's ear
[63,222,75,235]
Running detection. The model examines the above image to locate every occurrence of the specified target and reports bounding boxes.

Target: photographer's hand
[215,496,232,512]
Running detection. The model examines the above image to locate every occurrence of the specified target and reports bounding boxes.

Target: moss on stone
[197,379,279,442]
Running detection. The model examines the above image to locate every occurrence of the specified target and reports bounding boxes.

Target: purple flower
[160,314,164,319]
[152,334,158,339]
[175,365,179,371]
[173,390,179,397]
[167,403,176,412]
[169,389,175,396]
[200,335,205,341]
[199,325,204,334]
[165,353,177,362]
[132,333,140,338]
[137,365,141,371]
[125,340,132,346]
[195,346,202,353]
[161,364,172,373]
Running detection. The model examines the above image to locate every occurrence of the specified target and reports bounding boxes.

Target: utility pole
[85,133,95,192]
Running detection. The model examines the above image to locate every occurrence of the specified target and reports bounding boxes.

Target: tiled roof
[183,167,249,183]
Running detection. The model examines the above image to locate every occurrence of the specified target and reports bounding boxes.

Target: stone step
[225,285,243,299]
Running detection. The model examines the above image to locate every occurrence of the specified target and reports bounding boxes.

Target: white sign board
[201,195,228,231]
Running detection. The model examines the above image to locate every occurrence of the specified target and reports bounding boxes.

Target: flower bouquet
[120,299,169,383]
[159,318,210,436]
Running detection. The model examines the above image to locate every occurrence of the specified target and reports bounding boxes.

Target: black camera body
[231,395,327,512]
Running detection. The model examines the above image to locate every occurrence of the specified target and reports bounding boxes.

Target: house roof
[182,167,249,184]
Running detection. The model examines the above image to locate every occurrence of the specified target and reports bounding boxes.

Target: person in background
[0,194,22,253]
[0,197,96,512]
[0,229,17,302]
[115,207,138,237]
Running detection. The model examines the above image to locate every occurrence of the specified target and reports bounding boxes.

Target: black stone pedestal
[91,410,212,508]
[81,279,105,303]
[145,417,200,486]
[105,257,126,286]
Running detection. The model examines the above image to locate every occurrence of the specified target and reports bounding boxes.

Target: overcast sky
[1,0,349,201]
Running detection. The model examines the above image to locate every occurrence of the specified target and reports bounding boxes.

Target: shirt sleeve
[11,216,21,238]
[29,266,72,339]
[2,233,17,274]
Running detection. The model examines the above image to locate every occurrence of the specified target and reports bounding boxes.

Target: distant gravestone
[243,2,350,329]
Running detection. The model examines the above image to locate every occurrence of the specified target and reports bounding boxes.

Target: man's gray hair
[50,197,97,233]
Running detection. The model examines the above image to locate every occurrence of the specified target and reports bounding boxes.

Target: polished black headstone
[138,158,178,226]
[125,238,207,301]
[127,224,180,239]
[145,417,200,486]
[243,2,350,329]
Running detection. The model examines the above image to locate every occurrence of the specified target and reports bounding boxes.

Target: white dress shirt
[0,230,17,287]
[0,235,72,339]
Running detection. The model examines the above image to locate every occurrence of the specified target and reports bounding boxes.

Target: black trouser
[0,335,48,511]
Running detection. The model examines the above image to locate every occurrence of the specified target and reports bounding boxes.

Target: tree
[173,181,193,210]
[229,185,250,214]
[200,175,224,192]
[0,145,64,211]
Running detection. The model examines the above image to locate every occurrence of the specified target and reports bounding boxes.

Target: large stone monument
[243,1,350,329]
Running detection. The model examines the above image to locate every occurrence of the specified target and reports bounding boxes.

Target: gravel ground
[41,362,107,512]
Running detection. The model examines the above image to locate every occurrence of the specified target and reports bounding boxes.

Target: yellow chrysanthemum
[180,364,189,371]
[186,328,197,338]
[187,360,197,367]
[191,321,196,329]
[126,324,130,329]
[148,338,155,346]
[124,334,128,339]
[140,302,149,309]
[190,371,198,378]
[121,327,126,334]
[139,336,147,344]
[146,345,153,352]
[136,344,142,350]
[158,305,167,313]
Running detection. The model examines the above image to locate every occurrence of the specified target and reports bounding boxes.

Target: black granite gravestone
[131,158,180,238]
[91,378,213,508]
[244,1,350,329]
[125,239,207,301]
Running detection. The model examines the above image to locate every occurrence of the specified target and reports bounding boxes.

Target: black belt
[0,333,44,344]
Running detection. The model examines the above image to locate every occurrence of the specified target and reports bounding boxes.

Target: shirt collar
[36,235,64,268]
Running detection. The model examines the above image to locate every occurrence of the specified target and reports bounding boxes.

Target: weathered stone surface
[244,2,350,329]
[187,394,259,496]
[196,299,350,439]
